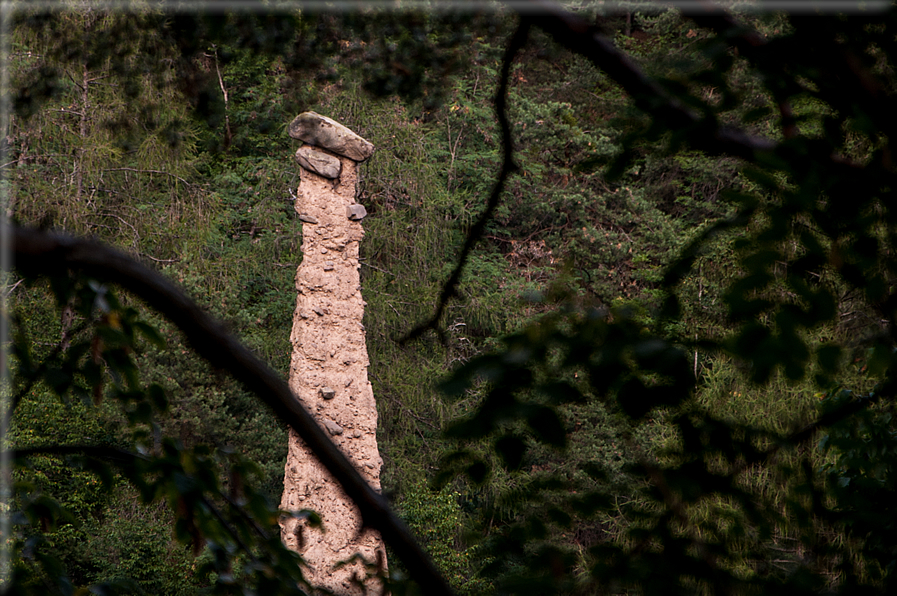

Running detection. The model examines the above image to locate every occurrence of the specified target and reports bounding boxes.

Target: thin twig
[4,279,23,297]
[50,108,84,117]
[143,254,180,264]
[358,259,393,276]
[103,167,194,187]
[211,47,233,148]
[220,490,270,541]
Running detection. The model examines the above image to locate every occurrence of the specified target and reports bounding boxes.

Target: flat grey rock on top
[295,146,341,179]
[289,112,374,162]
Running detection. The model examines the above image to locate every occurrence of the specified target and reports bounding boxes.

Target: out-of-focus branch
[11,444,141,462]
[733,391,880,476]
[12,445,259,565]
[10,225,455,596]
[684,7,800,139]
[516,0,890,178]
[515,0,775,161]
[12,317,96,412]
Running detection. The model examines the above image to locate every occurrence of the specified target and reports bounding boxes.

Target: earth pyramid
[279,112,385,594]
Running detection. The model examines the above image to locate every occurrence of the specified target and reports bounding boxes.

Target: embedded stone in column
[346,204,367,221]
[296,146,342,179]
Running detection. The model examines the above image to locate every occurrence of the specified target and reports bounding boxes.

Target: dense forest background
[5,1,897,595]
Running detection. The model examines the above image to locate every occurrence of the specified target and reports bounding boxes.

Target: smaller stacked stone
[280,112,383,595]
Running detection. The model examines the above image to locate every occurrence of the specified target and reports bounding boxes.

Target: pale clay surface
[279,144,386,594]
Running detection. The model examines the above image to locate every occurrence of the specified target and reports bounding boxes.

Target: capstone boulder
[289,112,375,162]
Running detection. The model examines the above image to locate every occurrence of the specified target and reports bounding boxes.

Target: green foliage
[428,5,897,595]
[7,277,312,595]
[49,491,198,595]
[7,3,897,595]
[397,479,489,595]
[820,391,897,589]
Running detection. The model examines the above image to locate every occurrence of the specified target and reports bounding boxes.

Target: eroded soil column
[279,112,385,594]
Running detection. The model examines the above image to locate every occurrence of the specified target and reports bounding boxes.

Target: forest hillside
[5,2,897,595]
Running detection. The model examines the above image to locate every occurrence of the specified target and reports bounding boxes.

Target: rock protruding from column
[346,204,367,221]
[289,112,375,162]
[280,115,385,595]
[296,146,342,179]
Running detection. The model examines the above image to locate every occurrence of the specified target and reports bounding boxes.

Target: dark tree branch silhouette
[11,225,456,596]
[515,0,884,179]
[401,17,530,343]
